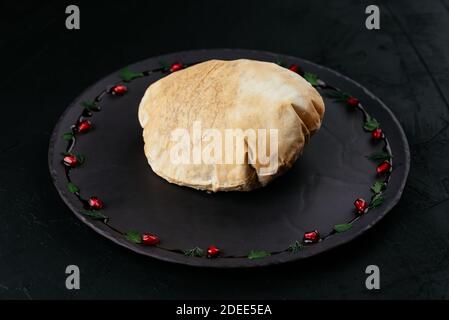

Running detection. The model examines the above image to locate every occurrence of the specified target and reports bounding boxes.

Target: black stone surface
[1,0,448,298]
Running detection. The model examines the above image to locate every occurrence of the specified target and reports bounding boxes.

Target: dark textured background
[1,0,448,299]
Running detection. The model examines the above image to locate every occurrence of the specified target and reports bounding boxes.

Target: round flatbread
[138,59,325,192]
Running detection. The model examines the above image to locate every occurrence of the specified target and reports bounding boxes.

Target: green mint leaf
[63,132,74,141]
[288,241,303,253]
[326,90,343,99]
[193,247,204,257]
[67,182,79,194]
[334,223,353,233]
[248,250,271,260]
[370,193,384,208]
[77,154,85,164]
[367,151,391,162]
[120,68,144,82]
[275,59,286,67]
[81,101,100,111]
[82,211,107,220]
[303,72,319,86]
[341,92,351,100]
[371,181,385,194]
[363,116,380,131]
[158,61,170,70]
[184,247,204,257]
[326,90,350,101]
[124,231,142,244]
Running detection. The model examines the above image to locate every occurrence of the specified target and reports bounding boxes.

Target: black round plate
[48,49,410,267]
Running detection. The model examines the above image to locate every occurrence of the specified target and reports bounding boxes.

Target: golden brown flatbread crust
[138,59,324,191]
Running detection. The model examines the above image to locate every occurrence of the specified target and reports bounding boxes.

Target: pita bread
[138,59,324,192]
